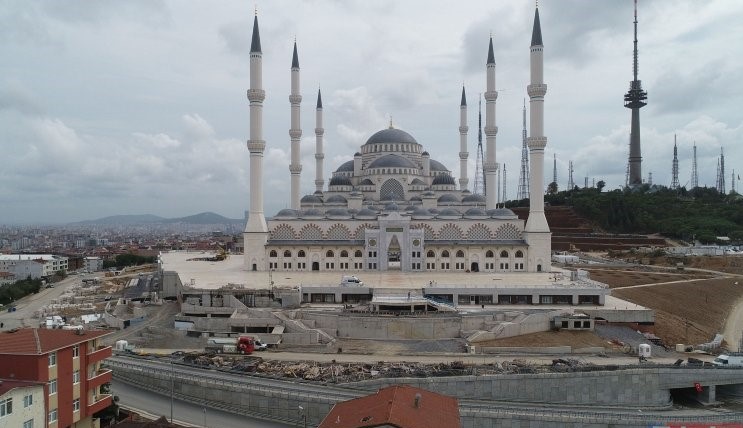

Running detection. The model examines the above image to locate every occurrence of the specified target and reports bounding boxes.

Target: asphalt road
[111,380,291,428]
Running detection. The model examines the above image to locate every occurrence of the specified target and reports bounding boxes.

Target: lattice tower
[552,154,557,186]
[473,95,485,195]
[517,99,530,200]
[568,161,574,190]
[501,163,507,203]
[691,143,698,189]
[671,134,679,190]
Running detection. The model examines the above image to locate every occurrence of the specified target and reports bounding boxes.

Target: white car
[254,339,268,351]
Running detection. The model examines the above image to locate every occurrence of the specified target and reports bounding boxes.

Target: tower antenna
[501,164,507,204]
[670,134,679,190]
[691,142,698,189]
[625,0,648,186]
[517,99,530,200]
[474,94,486,196]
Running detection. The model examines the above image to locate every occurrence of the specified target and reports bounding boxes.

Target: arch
[298,250,306,258]
[299,224,323,240]
[466,223,492,240]
[441,250,450,258]
[500,250,509,258]
[515,250,524,258]
[494,223,522,240]
[353,223,375,239]
[456,250,465,258]
[537,264,542,272]
[269,250,278,258]
[412,224,435,241]
[340,250,349,258]
[426,250,435,258]
[271,224,296,240]
[327,224,351,240]
[283,250,292,258]
[354,250,363,258]
[326,250,335,257]
[438,223,463,240]
[380,178,405,201]
[485,250,494,258]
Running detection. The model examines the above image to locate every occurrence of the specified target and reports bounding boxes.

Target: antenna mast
[671,134,679,190]
[501,164,507,204]
[691,143,698,189]
[473,95,486,195]
[568,161,575,190]
[517,100,530,200]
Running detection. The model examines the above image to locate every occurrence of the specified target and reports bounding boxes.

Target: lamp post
[170,361,174,423]
[298,405,307,428]
[203,407,207,428]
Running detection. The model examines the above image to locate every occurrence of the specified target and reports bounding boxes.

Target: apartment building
[0,254,69,279]
[0,328,114,428]
[0,379,46,428]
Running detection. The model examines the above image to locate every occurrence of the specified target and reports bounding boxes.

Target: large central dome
[364,127,418,146]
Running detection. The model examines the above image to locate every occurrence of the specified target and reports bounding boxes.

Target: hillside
[74,212,242,225]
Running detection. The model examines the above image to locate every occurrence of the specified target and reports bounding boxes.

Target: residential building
[83,257,103,273]
[0,254,69,279]
[0,379,46,428]
[0,328,114,428]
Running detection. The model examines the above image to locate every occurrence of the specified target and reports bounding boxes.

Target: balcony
[87,345,112,363]
[87,394,112,415]
[87,368,112,389]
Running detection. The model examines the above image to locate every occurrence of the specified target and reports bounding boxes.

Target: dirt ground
[581,268,713,288]
[473,330,617,349]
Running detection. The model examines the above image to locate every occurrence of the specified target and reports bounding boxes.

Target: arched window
[298,250,306,257]
[427,250,435,258]
[500,250,509,258]
[441,250,450,258]
[486,250,494,258]
[340,250,349,258]
[326,250,334,257]
[269,250,277,258]
[283,250,292,258]
[515,250,524,258]
[354,250,362,257]
[456,250,464,258]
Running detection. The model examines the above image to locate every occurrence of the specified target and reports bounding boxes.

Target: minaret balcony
[459,152,469,160]
[314,153,325,160]
[247,89,266,102]
[289,129,302,139]
[484,161,499,172]
[289,164,303,173]
[484,90,498,101]
[527,84,547,97]
[527,136,547,150]
[484,125,498,136]
[315,128,324,136]
[289,94,303,104]
[459,125,469,134]
[247,139,266,153]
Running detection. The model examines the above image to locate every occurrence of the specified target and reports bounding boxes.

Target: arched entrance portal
[470,262,479,272]
[387,235,401,270]
[312,262,320,271]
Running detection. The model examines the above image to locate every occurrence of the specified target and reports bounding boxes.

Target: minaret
[625,0,648,186]
[517,99,530,200]
[314,88,325,193]
[458,86,469,191]
[524,5,551,273]
[289,41,303,209]
[244,13,269,271]
[484,37,499,209]
[670,134,679,190]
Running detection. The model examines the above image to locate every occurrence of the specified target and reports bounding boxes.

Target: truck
[712,353,743,367]
[205,336,256,354]
[340,275,363,286]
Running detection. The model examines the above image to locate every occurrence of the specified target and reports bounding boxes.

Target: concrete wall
[336,315,461,340]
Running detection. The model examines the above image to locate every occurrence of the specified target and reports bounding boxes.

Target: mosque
[243,7,552,274]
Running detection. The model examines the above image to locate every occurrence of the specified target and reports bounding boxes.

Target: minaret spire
[625,0,648,186]
[524,3,551,272]
[484,36,499,209]
[245,13,269,271]
[314,87,325,193]
[289,40,303,209]
[459,85,469,191]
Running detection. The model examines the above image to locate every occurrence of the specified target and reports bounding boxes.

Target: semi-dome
[300,194,323,204]
[275,209,299,218]
[432,175,456,186]
[410,178,425,185]
[488,208,518,218]
[355,208,378,218]
[428,208,440,214]
[368,154,417,169]
[412,207,432,217]
[437,193,460,203]
[364,128,418,146]
[335,160,354,172]
[329,176,352,186]
[384,202,400,212]
[325,194,347,203]
[302,208,324,217]
[462,193,486,203]
[409,195,422,202]
[360,178,374,186]
[430,159,449,171]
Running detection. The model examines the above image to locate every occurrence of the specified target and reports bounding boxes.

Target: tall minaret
[458,86,469,191]
[289,41,303,209]
[484,37,499,209]
[244,13,269,271]
[670,134,679,190]
[625,0,648,186]
[314,88,325,193]
[524,5,551,273]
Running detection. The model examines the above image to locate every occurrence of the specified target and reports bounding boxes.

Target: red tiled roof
[318,385,461,428]
[0,379,44,396]
[0,328,112,355]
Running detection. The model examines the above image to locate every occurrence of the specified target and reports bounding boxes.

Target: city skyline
[1,1,741,224]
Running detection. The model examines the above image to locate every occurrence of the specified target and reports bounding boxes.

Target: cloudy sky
[1,0,741,224]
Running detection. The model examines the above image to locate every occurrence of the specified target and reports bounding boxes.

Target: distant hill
[74,212,243,225]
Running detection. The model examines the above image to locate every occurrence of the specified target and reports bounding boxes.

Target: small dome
[465,208,487,217]
[355,208,378,218]
[364,128,418,146]
[432,175,456,186]
[329,176,352,186]
[428,208,440,214]
[422,151,430,156]
[354,152,362,157]
[368,154,417,169]
[384,202,400,211]
[438,208,461,217]
[409,195,422,202]
[422,191,435,197]
[430,159,448,171]
[488,208,518,218]
[313,190,323,195]
[302,208,324,217]
[404,205,416,211]
[300,194,323,204]
[360,178,374,186]
[347,208,358,214]
[325,194,347,203]
[437,193,460,203]
[326,208,351,217]
[412,207,432,217]
[462,193,486,203]
[275,209,299,218]
[335,160,354,172]
[410,178,425,185]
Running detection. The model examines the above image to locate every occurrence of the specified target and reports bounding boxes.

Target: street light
[298,405,306,428]
[203,407,207,428]
[170,361,174,423]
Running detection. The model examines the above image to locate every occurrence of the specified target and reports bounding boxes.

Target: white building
[0,255,69,279]
[244,7,552,274]
[83,257,103,273]
[0,380,46,428]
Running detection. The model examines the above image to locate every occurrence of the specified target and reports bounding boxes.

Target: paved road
[111,380,291,428]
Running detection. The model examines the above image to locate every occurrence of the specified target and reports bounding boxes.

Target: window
[515,250,524,258]
[269,250,277,258]
[72,399,80,412]
[23,420,34,428]
[441,250,450,258]
[340,250,348,258]
[486,250,494,258]
[426,250,435,258]
[354,250,362,258]
[456,250,464,258]
[48,409,57,423]
[23,394,33,407]
[49,379,57,395]
[0,398,12,417]
[326,250,334,257]
[283,250,292,258]
[73,370,80,384]
[72,345,79,358]
[500,250,509,258]
[298,250,306,257]
[48,352,56,367]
